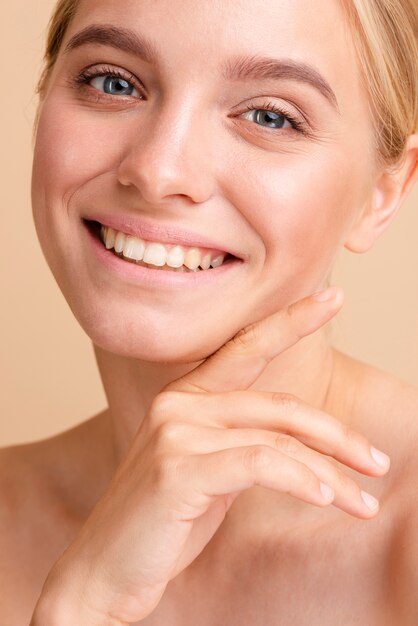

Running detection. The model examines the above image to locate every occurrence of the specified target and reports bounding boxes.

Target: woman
[1,0,417,623]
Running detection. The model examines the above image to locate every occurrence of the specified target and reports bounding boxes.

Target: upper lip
[83,212,245,259]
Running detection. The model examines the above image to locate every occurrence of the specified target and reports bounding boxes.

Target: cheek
[229,148,361,297]
[31,95,132,268]
[31,97,132,312]
[32,97,123,206]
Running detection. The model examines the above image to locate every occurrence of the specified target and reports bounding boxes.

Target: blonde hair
[36,0,418,172]
[37,0,78,96]
[340,0,418,173]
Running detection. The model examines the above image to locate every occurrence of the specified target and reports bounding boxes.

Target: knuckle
[242,445,273,474]
[285,303,303,339]
[152,390,184,416]
[340,422,357,446]
[149,391,184,423]
[270,391,299,415]
[153,420,188,451]
[284,461,316,493]
[274,434,300,457]
[229,323,259,351]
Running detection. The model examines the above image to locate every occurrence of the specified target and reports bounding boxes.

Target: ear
[344,133,418,253]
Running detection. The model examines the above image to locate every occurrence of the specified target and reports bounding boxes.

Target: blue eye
[73,66,143,98]
[242,101,303,133]
[89,74,140,97]
[243,108,293,130]
[73,69,309,136]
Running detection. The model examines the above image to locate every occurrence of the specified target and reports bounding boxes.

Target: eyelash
[73,65,139,94]
[72,66,309,137]
[243,100,307,135]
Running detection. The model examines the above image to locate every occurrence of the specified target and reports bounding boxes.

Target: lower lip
[83,221,244,288]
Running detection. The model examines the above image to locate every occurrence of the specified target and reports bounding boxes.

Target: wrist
[31,576,127,626]
[30,592,69,626]
[32,595,126,626]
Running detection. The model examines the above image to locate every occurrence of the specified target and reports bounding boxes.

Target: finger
[180,425,379,519]
[151,390,390,477]
[164,286,344,394]
[180,445,334,513]
[273,437,380,518]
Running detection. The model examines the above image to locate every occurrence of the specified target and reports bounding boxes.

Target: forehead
[68,0,362,105]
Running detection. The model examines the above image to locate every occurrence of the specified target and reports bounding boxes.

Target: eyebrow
[224,55,340,113]
[63,24,159,63]
[64,24,340,113]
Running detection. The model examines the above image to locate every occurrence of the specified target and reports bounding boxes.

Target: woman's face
[32,0,376,362]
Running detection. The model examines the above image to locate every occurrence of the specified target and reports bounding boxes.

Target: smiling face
[31,0,377,362]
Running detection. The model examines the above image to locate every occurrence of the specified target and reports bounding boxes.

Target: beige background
[1,0,417,448]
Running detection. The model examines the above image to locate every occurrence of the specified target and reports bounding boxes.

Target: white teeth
[143,243,167,267]
[184,248,201,271]
[114,231,126,253]
[210,254,225,268]
[200,253,212,270]
[105,227,116,250]
[98,224,232,270]
[166,245,185,268]
[123,236,146,261]
[122,237,135,260]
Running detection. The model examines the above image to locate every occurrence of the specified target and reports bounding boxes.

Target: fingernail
[320,482,334,501]
[312,286,339,302]
[370,446,390,469]
[361,490,379,510]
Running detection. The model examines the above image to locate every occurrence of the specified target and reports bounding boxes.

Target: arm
[29,569,127,626]
[27,289,385,625]
[30,592,126,626]
[393,494,418,622]
[388,413,418,624]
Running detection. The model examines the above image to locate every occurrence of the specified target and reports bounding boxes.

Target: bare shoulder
[0,410,112,526]
[331,348,418,455]
[330,348,418,519]
[0,437,69,623]
[0,438,55,528]
[0,428,83,559]
[0,413,112,623]
[351,351,418,490]
[330,350,418,620]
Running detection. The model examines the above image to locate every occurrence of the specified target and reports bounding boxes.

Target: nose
[116,97,215,206]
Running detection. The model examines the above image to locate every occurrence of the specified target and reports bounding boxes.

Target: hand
[33,286,390,625]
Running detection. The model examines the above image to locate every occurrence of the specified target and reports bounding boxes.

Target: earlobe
[344,133,418,254]
[343,184,398,254]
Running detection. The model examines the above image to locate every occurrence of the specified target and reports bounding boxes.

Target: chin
[90,331,222,364]
[67,298,232,364]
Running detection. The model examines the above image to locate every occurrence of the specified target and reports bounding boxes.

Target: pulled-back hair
[36,0,418,172]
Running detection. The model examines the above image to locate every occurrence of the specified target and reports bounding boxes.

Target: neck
[93,325,336,470]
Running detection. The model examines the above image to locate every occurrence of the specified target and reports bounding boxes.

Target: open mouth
[84,219,237,273]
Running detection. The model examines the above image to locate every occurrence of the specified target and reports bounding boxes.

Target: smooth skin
[1,0,418,623]
[29,288,394,626]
